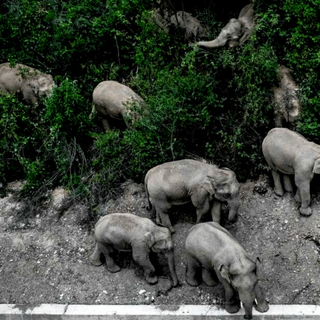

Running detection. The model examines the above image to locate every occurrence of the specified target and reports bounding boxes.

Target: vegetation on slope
[1,0,320,210]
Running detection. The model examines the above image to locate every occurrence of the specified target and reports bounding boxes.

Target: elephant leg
[95,242,121,273]
[210,201,222,223]
[132,244,157,284]
[283,175,294,192]
[295,189,301,202]
[185,253,201,286]
[202,268,217,287]
[191,195,210,224]
[254,283,269,313]
[223,281,240,314]
[271,170,284,196]
[156,204,174,233]
[102,118,112,131]
[295,175,312,216]
[91,242,104,266]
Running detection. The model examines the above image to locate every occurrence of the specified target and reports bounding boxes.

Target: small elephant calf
[91,213,179,286]
[185,222,269,319]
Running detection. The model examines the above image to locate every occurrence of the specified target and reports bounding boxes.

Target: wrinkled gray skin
[91,213,179,286]
[170,11,207,40]
[262,128,320,217]
[274,66,301,129]
[0,62,55,106]
[145,159,240,233]
[185,222,269,319]
[90,81,144,130]
[197,3,254,48]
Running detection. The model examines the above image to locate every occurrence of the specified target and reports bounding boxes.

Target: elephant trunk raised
[197,18,243,48]
[165,249,179,287]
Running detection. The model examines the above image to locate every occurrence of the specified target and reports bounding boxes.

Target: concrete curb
[1,304,320,319]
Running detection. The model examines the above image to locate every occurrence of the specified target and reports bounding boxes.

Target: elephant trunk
[197,36,227,48]
[166,250,179,287]
[242,300,254,320]
[227,198,240,222]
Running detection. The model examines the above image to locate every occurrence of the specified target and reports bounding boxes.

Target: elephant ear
[201,176,216,195]
[219,264,231,283]
[143,232,155,248]
[313,159,320,174]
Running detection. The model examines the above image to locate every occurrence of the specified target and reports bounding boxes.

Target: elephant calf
[91,213,179,286]
[90,80,144,130]
[145,159,240,233]
[263,127,320,216]
[0,62,54,106]
[185,222,269,319]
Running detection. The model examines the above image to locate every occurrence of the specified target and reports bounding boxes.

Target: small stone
[139,290,146,295]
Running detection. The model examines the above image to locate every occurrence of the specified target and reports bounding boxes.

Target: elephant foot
[186,273,200,287]
[146,274,158,285]
[225,303,240,314]
[107,264,121,273]
[203,277,217,287]
[255,301,269,313]
[91,258,103,267]
[274,188,284,197]
[300,206,312,217]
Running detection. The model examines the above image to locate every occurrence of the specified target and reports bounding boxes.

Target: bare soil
[1,176,320,308]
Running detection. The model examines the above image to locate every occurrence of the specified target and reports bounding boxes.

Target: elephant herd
[1,61,320,319]
[91,127,320,319]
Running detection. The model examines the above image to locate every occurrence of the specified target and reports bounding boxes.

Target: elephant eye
[224,193,231,199]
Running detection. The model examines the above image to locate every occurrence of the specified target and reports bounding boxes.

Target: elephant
[273,65,301,129]
[185,222,269,319]
[0,62,55,106]
[197,3,254,48]
[90,80,144,130]
[145,159,240,233]
[90,213,179,286]
[153,10,206,40]
[262,127,320,217]
[170,11,207,40]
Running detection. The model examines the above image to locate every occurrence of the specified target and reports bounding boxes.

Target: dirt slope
[1,176,320,307]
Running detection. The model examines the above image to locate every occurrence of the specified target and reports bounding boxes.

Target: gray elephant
[185,222,269,319]
[197,3,254,48]
[0,62,55,106]
[273,65,301,129]
[170,11,207,40]
[90,80,144,130]
[262,128,320,217]
[91,213,179,286]
[145,159,240,233]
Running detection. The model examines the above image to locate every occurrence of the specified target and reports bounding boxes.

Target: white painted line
[1,304,320,319]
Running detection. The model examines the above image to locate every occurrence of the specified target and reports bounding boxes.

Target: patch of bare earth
[1,176,320,307]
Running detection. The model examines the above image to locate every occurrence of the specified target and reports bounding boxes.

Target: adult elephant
[145,159,240,233]
[90,80,144,130]
[197,3,254,49]
[0,62,55,106]
[262,128,320,217]
[185,222,269,319]
[91,213,179,287]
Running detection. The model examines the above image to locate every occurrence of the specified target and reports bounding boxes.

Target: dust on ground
[1,176,320,307]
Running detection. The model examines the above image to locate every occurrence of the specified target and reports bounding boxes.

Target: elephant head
[203,169,240,222]
[219,258,269,319]
[197,4,254,49]
[144,226,179,287]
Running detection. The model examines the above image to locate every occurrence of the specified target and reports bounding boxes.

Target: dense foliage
[1,0,320,205]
